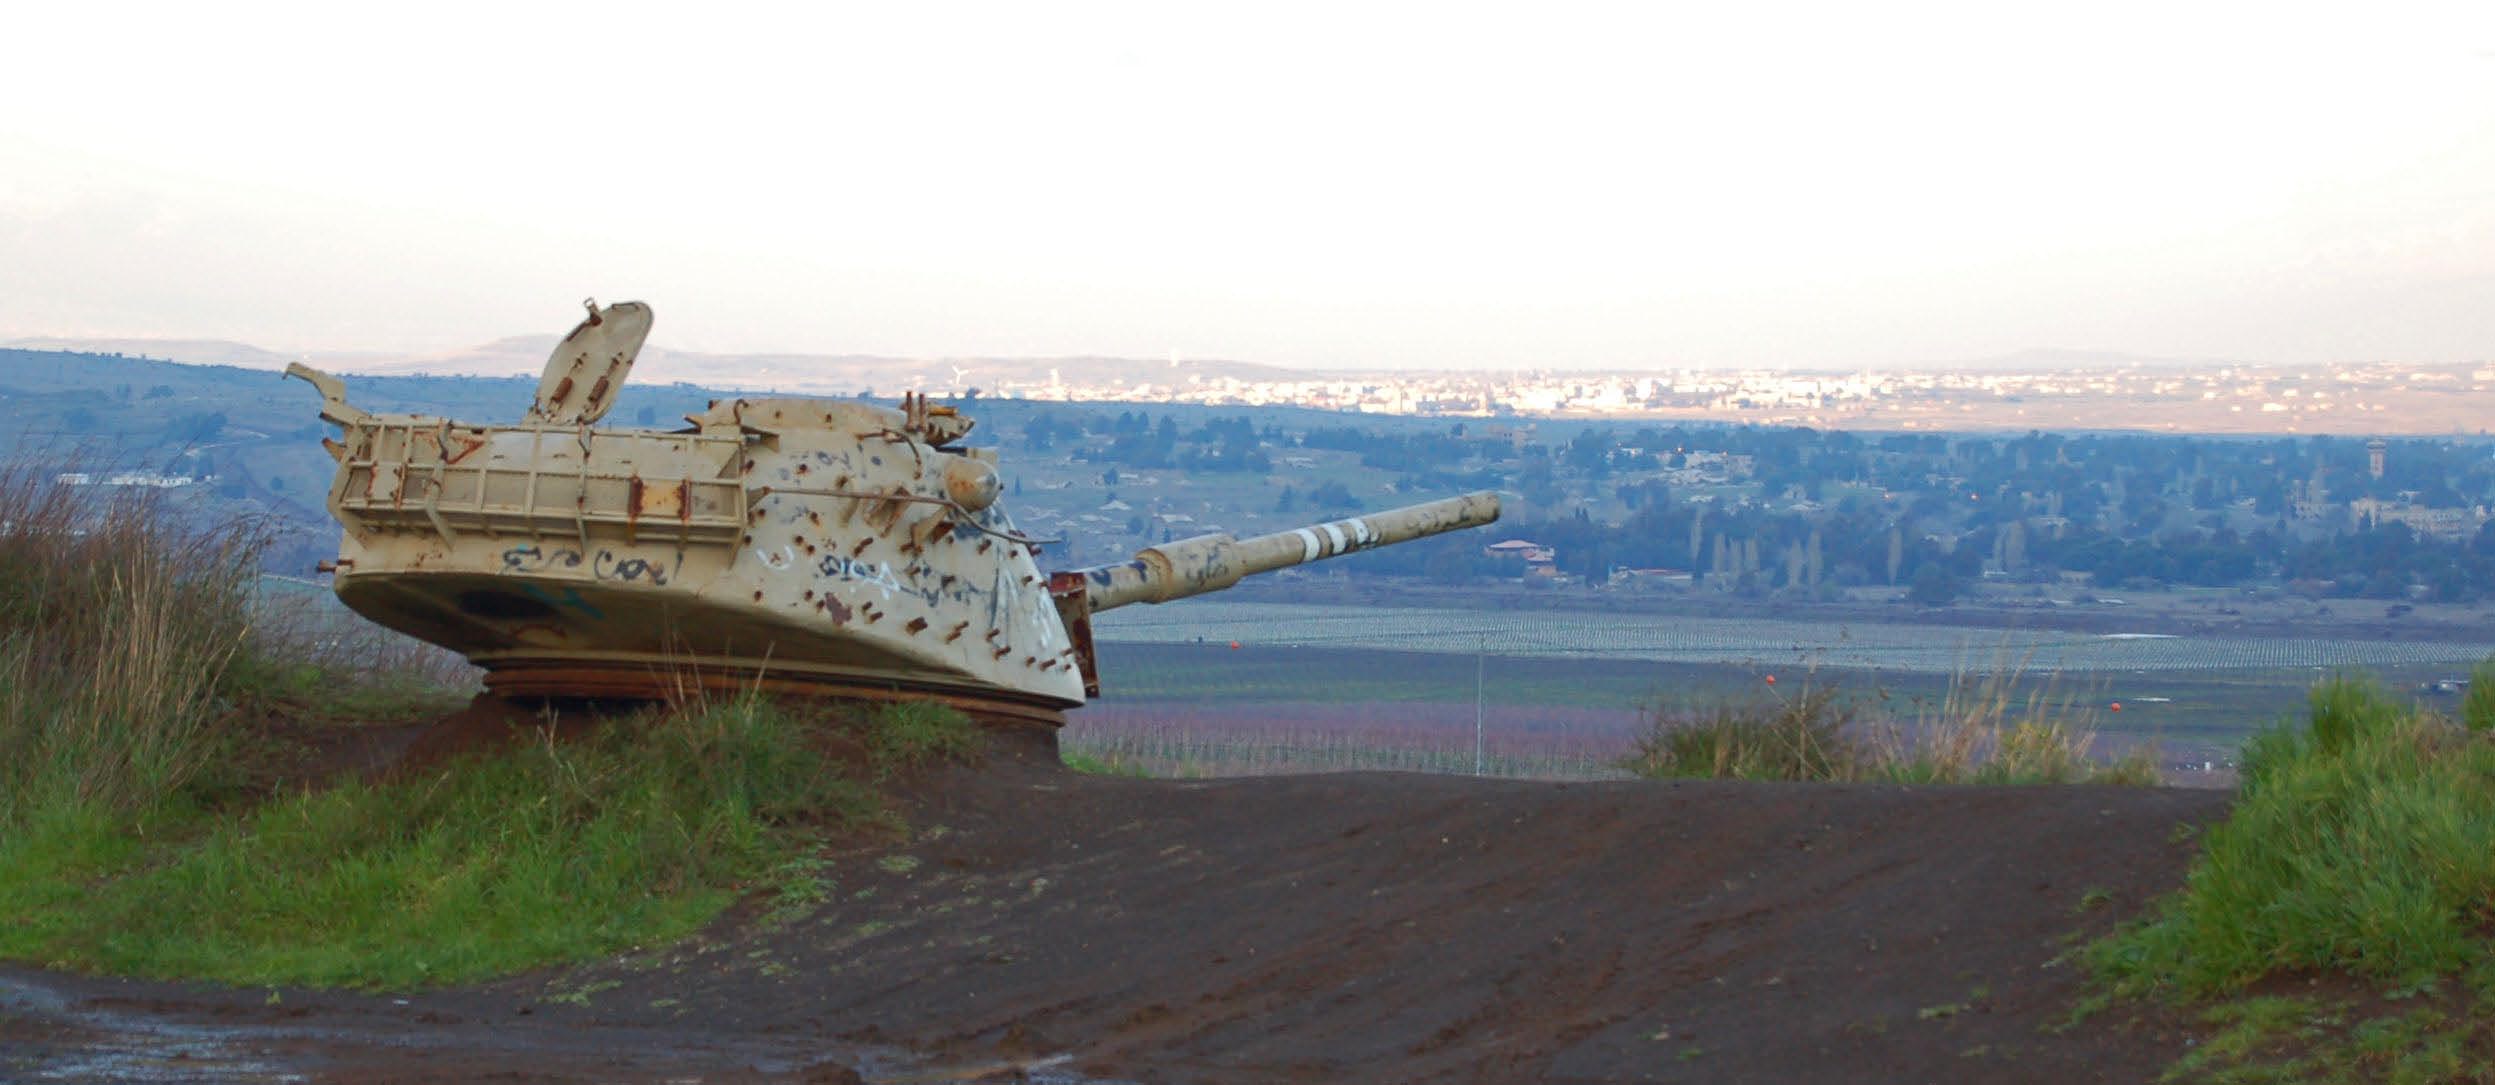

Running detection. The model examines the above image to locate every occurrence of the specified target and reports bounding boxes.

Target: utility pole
[1474,631,1486,776]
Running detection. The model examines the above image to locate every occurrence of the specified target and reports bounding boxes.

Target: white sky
[2,1,2490,370]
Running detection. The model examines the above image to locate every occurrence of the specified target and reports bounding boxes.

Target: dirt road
[1,731,2227,1083]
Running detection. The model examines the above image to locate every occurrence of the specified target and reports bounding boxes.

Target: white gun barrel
[1076,491,1502,613]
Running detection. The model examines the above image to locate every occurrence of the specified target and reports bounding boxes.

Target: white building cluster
[958,360,2489,432]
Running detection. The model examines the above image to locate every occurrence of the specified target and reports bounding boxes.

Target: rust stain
[629,476,686,524]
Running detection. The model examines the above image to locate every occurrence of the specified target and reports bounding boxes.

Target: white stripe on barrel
[1295,528,1322,563]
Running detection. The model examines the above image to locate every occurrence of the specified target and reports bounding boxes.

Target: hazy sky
[3,2,2490,370]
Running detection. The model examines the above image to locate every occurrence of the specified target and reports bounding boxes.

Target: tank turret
[291,301,1501,725]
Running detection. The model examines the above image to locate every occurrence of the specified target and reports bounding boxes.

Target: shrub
[1620,685,1860,781]
[2090,674,2495,995]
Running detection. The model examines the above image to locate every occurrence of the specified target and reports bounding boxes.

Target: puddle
[1,974,1127,1083]
[1,978,305,1083]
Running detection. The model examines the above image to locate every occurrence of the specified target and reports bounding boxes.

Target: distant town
[968,357,2495,437]
[11,333,2490,437]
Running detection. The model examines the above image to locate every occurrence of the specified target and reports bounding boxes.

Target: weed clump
[1620,685,1859,781]
[1620,667,2155,785]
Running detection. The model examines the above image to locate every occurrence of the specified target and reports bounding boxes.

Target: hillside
[1,729,2229,1084]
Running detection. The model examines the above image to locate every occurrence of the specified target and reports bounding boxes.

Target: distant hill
[344,341,1327,397]
[5,334,1327,397]
[14,328,2277,393]
[1920,348,2251,372]
[1,336,408,374]
[3,337,298,369]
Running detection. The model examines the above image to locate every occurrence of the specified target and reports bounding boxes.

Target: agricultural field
[1089,600,2495,674]
[1069,605,2495,781]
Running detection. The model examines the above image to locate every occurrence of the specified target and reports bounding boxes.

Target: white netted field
[1091,601,2495,675]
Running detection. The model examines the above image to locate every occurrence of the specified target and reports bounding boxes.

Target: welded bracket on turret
[1046,570,1102,698]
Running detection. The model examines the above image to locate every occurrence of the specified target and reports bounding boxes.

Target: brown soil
[1,726,2231,1084]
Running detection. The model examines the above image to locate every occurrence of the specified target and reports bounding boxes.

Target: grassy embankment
[0,472,978,988]
[2079,669,2495,1083]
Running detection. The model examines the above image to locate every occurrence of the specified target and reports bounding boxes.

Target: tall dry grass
[1875,657,2158,785]
[0,462,477,825]
[1622,661,2160,786]
[230,577,480,717]
[0,468,265,822]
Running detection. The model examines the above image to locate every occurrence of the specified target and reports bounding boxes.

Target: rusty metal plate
[529,300,652,426]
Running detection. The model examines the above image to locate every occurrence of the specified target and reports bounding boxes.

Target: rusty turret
[290,301,1500,724]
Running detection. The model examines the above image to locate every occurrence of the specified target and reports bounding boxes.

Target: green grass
[861,698,985,773]
[2462,657,2495,734]
[1061,750,1152,776]
[2145,997,2483,1085]
[0,467,985,989]
[2091,676,2495,991]
[0,695,973,988]
[2085,673,2495,1081]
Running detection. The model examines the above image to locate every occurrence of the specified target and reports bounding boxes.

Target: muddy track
[1,731,2228,1083]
